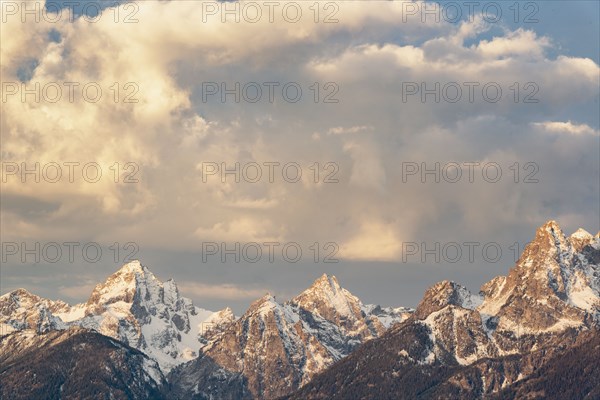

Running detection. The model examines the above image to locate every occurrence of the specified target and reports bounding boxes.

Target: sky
[1,0,599,314]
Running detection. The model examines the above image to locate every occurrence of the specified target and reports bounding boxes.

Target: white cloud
[1,0,598,264]
[532,121,599,136]
[327,126,373,135]
[339,221,403,262]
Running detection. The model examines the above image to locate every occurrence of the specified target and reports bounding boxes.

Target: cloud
[475,28,551,60]
[532,121,599,136]
[327,126,373,135]
[177,282,269,301]
[194,217,285,243]
[2,0,598,269]
[339,222,403,261]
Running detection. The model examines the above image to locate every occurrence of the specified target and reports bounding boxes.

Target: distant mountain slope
[1,264,411,399]
[286,221,600,399]
[0,327,166,400]
[2,220,598,399]
[168,274,412,399]
[492,329,600,400]
[0,261,234,373]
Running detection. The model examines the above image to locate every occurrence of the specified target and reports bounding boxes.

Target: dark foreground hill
[0,327,166,400]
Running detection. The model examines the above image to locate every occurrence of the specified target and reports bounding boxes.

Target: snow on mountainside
[0,260,232,372]
[478,221,600,332]
[168,274,412,400]
[0,289,69,335]
[288,221,600,399]
[0,327,167,399]
[0,263,407,383]
[4,220,596,399]
[412,221,600,370]
[291,274,405,339]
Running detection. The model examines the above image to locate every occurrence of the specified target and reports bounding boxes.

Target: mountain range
[1,220,599,399]
[287,221,600,399]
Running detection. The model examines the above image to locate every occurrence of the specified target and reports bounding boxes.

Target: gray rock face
[411,221,600,374]
[168,275,412,400]
[0,261,230,373]
[1,263,408,399]
[6,220,594,399]
[0,289,69,333]
[287,221,600,399]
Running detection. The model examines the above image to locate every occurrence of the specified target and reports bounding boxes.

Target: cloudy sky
[1,0,599,314]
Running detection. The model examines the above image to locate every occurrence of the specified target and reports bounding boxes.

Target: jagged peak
[1,288,39,301]
[295,274,344,301]
[120,259,144,272]
[247,293,278,313]
[534,220,566,242]
[163,278,179,291]
[0,289,69,310]
[515,221,599,272]
[290,274,364,323]
[100,260,156,286]
[571,228,593,240]
[514,221,570,269]
[543,220,561,229]
[428,280,468,299]
[107,260,158,283]
[86,261,162,307]
[312,273,341,291]
[480,275,507,298]
[209,307,236,323]
[569,228,596,252]
[415,280,482,319]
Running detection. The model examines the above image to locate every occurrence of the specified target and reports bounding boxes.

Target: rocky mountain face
[0,327,166,400]
[491,329,600,400]
[2,220,598,399]
[0,288,69,334]
[287,221,600,399]
[1,263,410,399]
[167,274,412,400]
[0,260,234,373]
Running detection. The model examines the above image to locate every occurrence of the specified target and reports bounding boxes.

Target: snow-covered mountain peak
[569,228,596,252]
[0,288,70,314]
[390,221,600,376]
[291,274,360,320]
[314,273,341,292]
[415,280,482,319]
[512,222,599,284]
[176,274,412,399]
[511,221,574,276]
[476,221,600,334]
[292,274,343,303]
[571,228,593,240]
[533,219,567,249]
[0,289,70,334]
[248,294,280,316]
[0,262,227,373]
[1,288,41,305]
[122,259,144,272]
[86,260,157,307]
[203,307,235,325]
[540,219,563,235]
[2,288,33,299]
